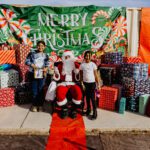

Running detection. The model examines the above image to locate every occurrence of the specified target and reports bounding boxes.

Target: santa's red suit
[53,50,82,107]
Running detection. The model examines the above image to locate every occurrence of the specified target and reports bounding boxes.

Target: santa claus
[53,50,82,119]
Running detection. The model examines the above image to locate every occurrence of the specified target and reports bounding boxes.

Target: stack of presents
[0,44,32,107]
[98,51,150,116]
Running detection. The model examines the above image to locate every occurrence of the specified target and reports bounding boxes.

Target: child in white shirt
[80,51,101,120]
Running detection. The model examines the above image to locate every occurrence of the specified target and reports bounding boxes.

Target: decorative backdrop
[0,5,127,61]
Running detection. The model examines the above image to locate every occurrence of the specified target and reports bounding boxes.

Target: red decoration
[123,56,143,63]
[0,88,15,107]
[14,44,31,64]
[98,86,118,111]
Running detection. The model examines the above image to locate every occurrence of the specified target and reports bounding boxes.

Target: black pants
[83,82,96,111]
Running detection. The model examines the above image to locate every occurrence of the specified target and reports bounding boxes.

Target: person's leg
[37,78,46,111]
[56,86,69,106]
[56,86,69,119]
[69,85,82,118]
[38,78,46,106]
[89,83,97,119]
[70,85,82,105]
[84,82,91,115]
[31,79,38,111]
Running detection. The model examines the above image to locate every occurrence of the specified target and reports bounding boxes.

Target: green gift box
[119,97,126,114]
[139,94,150,115]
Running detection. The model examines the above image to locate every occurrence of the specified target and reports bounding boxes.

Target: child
[80,51,102,120]
[25,40,49,112]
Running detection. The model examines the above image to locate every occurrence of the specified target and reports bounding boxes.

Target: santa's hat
[62,50,74,58]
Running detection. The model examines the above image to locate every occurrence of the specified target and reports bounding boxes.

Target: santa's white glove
[74,68,79,74]
[53,67,60,81]
[54,67,59,74]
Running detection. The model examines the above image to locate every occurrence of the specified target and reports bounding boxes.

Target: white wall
[127,8,141,56]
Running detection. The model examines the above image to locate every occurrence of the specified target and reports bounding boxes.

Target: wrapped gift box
[14,44,31,64]
[112,84,123,111]
[119,97,126,114]
[141,64,149,79]
[0,50,16,65]
[15,82,32,104]
[99,67,118,85]
[123,56,142,63]
[139,94,150,115]
[122,77,150,97]
[99,64,121,83]
[126,96,139,112]
[145,97,150,117]
[99,86,118,111]
[15,82,32,92]
[122,77,135,97]
[134,79,150,96]
[13,64,31,82]
[121,63,141,80]
[0,69,19,88]
[105,52,123,64]
[121,63,149,80]
[0,88,15,107]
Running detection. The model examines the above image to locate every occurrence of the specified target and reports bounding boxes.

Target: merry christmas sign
[0,5,127,57]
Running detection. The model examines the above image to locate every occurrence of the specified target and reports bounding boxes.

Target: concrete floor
[0,102,150,135]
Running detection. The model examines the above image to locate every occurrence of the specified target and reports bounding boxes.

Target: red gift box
[0,88,15,107]
[14,64,31,82]
[14,44,31,64]
[99,86,118,111]
[123,56,143,63]
[0,50,16,65]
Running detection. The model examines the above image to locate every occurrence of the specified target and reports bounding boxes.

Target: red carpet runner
[45,113,87,150]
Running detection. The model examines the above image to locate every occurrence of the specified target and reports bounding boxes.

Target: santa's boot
[70,103,81,119]
[60,105,68,119]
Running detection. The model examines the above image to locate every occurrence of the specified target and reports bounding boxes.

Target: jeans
[31,74,46,106]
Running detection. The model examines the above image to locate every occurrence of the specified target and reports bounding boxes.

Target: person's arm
[25,52,37,69]
[94,69,102,89]
[80,70,83,84]
[43,54,50,76]
[80,65,85,91]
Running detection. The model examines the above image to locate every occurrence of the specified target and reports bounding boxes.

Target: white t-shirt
[80,61,97,83]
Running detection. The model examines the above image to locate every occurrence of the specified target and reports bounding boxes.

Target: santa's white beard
[62,59,75,75]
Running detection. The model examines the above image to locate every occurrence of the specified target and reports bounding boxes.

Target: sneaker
[38,106,44,112]
[86,110,91,116]
[31,106,38,112]
[89,110,97,120]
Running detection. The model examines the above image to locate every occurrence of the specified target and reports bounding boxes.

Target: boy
[25,40,49,112]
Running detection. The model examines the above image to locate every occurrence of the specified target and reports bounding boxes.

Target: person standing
[80,50,102,120]
[25,40,49,112]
